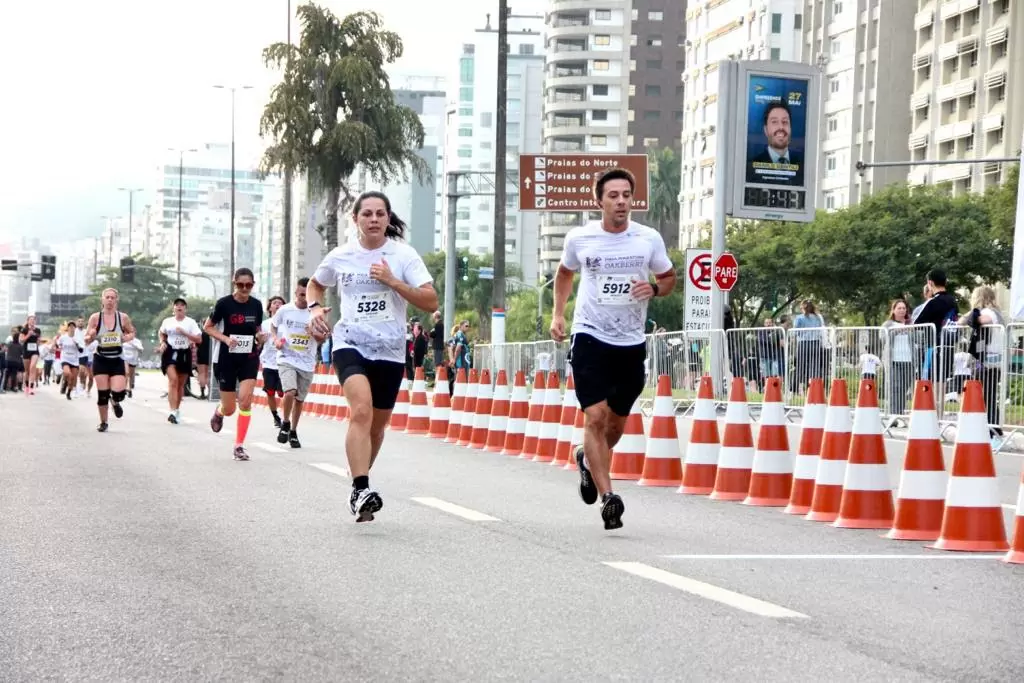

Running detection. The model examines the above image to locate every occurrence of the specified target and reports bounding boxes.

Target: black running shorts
[262,367,283,396]
[569,333,647,418]
[196,334,211,366]
[161,347,192,376]
[217,356,260,393]
[92,355,126,377]
[333,348,405,411]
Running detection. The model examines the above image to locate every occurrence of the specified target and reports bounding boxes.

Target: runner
[39,338,54,385]
[307,190,437,522]
[19,315,41,395]
[57,321,82,400]
[158,298,203,424]
[122,336,144,398]
[195,318,212,400]
[550,167,676,530]
[260,295,287,429]
[272,279,316,448]
[83,288,138,432]
[74,317,92,398]
[203,268,265,461]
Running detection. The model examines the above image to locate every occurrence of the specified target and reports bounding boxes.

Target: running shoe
[600,492,624,530]
[288,431,301,449]
[97,422,108,433]
[350,488,383,523]
[233,445,250,461]
[574,445,598,506]
[276,421,291,444]
[168,413,178,425]
[112,402,123,419]
[272,412,282,429]
[210,407,224,433]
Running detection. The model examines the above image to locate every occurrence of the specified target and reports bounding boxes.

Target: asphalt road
[2,373,1022,682]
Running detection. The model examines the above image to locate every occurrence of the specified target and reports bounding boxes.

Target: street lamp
[212,84,254,284]
[99,215,121,268]
[117,187,144,257]
[168,147,197,287]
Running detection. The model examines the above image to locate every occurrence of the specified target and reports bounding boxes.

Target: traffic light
[458,255,470,281]
[1,259,16,272]
[40,255,56,280]
[119,257,135,284]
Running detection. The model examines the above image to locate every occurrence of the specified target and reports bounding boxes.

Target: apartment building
[908,0,1022,193]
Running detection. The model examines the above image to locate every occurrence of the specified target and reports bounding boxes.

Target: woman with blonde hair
[958,285,1004,445]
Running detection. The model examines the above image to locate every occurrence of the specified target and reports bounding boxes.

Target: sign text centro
[517,153,650,212]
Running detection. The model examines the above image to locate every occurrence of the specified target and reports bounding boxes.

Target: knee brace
[97,389,111,406]
[111,389,127,403]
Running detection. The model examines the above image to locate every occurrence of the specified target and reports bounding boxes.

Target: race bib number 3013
[352,292,391,323]
[595,274,636,306]
[229,334,254,354]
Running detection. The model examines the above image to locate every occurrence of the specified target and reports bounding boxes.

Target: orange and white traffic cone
[533,371,562,463]
[486,370,511,452]
[457,369,479,446]
[552,375,579,467]
[469,369,493,449]
[785,377,825,515]
[520,371,546,459]
[445,368,467,443]
[745,376,793,507]
[611,400,646,481]
[1005,466,1024,564]
[806,378,851,523]
[405,367,431,435]
[427,366,451,439]
[502,371,529,456]
[887,381,947,541]
[390,377,410,431]
[679,375,720,495]
[563,405,585,472]
[930,380,1008,552]
[638,375,683,487]
[710,378,754,501]
[834,378,894,529]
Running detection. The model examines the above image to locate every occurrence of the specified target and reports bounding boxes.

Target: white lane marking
[604,561,808,619]
[252,441,286,453]
[310,463,350,479]
[661,554,1007,560]
[411,497,501,522]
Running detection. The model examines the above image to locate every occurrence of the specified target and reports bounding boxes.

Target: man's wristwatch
[309,302,321,310]
[650,282,660,298]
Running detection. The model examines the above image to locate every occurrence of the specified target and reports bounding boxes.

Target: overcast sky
[0,0,539,244]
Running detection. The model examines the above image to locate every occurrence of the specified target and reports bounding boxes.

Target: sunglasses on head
[235,281,254,290]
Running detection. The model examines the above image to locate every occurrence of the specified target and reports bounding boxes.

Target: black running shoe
[168,413,178,425]
[350,488,383,523]
[575,445,599,505]
[272,412,282,429]
[97,422,108,433]
[276,421,290,444]
[288,431,301,449]
[66,391,72,401]
[600,492,625,530]
[210,407,224,433]
[233,445,250,461]
[112,402,123,419]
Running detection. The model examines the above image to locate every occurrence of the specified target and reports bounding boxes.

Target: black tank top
[95,310,124,359]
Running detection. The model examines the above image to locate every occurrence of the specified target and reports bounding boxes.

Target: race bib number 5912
[596,274,636,306]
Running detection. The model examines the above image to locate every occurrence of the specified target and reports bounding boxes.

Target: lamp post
[99,215,120,268]
[168,147,197,287]
[117,187,143,257]
[213,84,254,284]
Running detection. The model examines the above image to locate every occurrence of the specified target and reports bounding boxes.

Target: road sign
[684,248,712,338]
[478,266,494,280]
[517,153,650,212]
[713,252,739,291]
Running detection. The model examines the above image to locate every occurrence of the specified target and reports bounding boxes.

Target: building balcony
[546,23,606,40]
[911,90,931,110]
[914,6,935,31]
[547,49,621,65]
[982,113,1004,132]
[938,35,978,62]
[986,23,1009,46]
[542,123,602,138]
[936,76,976,102]
[544,73,620,89]
[933,162,972,183]
[939,0,979,21]
[548,0,624,14]
[544,98,591,115]
[984,68,1006,89]
[934,120,973,143]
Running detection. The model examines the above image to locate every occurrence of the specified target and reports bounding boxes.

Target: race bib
[229,334,254,354]
[99,332,121,347]
[289,334,312,353]
[26,343,37,352]
[170,331,190,349]
[596,274,636,306]
[352,292,391,323]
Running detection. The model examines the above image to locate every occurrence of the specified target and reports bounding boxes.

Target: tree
[984,163,1019,272]
[259,5,429,252]
[78,256,183,348]
[725,220,803,327]
[646,146,680,247]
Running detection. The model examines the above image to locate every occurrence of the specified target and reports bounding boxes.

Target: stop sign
[713,252,739,291]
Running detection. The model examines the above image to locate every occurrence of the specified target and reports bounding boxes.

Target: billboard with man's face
[744,76,809,187]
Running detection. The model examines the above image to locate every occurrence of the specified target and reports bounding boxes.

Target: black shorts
[569,333,647,417]
[162,347,192,376]
[197,336,211,365]
[61,362,78,371]
[262,367,283,396]
[217,355,260,392]
[79,356,91,369]
[92,355,126,377]
[333,348,406,411]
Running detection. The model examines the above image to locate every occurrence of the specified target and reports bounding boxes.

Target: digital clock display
[742,187,807,210]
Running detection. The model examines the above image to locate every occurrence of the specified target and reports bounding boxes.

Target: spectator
[881,299,914,414]
[429,311,446,371]
[412,321,428,372]
[913,268,958,384]
[793,300,825,391]
[958,285,1004,446]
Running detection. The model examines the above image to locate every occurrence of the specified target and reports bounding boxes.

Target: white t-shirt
[122,338,144,365]
[74,329,87,357]
[160,316,201,350]
[953,351,974,376]
[259,319,278,370]
[859,353,881,375]
[559,220,672,347]
[58,335,80,367]
[272,302,317,373]
[312,239,433,364]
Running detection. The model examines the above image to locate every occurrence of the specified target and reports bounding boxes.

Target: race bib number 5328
[352,293,390,323]
[596,274,636,306]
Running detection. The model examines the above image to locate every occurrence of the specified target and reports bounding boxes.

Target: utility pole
[169,147,196,288]
[282,0,294,297]
[118,187,143,256]
[491,0,509,345]
[213,84,253,288]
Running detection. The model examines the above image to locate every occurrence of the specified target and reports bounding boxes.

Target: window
[462,44,475,55]
[518,44,534,55]
[459,106,473,116]
[458,126,473,137]
[595,9,610,20]
[825,154,837,173]
[645,84,661,96]
[674,111,684,121]
[508,98,521,113]
[643,137,659,147]
[645,59,662,69]
[507,74,522,92]
[507,122,521,137]
[831,39,842,56]
[456,210,470,220]
[647,36,662,47]
[676,84,685,96]
[824,192,836,210]
[592,135,608,145]
[457,148,472,158]
[459,57,474,84]
[630,34,638,46]
[794,13,802,29]
[770,48,781,60]
[595,35,611,46]
[593,59,610,71]
[480,112,493,127]
[629,84,636,96]
[648,10,663,21]
[827,115,839,133]
[829,77,841,94]
[459,86,473,102]
[771,13,782,33]
[833,1,843,17]
[644,110,661,120]
[593,84,609,96]
[592,109,608,121]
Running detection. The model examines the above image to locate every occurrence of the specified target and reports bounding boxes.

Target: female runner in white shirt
[307,191,438,523]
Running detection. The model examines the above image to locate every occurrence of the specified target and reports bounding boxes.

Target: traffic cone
[638,375,683,487]
[445,368,467,442]
[1005,466,1024,564]
[785,378,826,515]
[485,370,511,452]
[390,377,410,431]
[563,405,585,472]
[930,380,1008,552]
[611,400,646,480]
[552,375,578,467]
[744,376,793,507]
[710,378,754,501]
[887,381,947,541]
[679,375,720,495]
[457,369,479,446]
[469,369,493,449]
[501,371,529,456]
[833,378,894,529]
[533,371,562,463]
[405,367,431,435]
[520,371,546,459]
[806,379,851,523]
[427,366,451,439]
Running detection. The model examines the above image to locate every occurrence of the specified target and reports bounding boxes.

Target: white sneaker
[349,488,383,523]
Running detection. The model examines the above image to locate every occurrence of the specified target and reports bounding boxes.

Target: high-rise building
[907,0,1022,193]
[801,0,915,212]
[254,171,325,301]
[52,238,99,295]
[0,239,53,327]
[539,0,687,274]
[677,0,805,247]
[442,7,546,285]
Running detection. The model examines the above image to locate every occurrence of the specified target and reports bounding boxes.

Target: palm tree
[646,145,681,248]
[259,5,430,251]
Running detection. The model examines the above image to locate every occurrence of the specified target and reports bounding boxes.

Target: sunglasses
[235,281,254,290]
